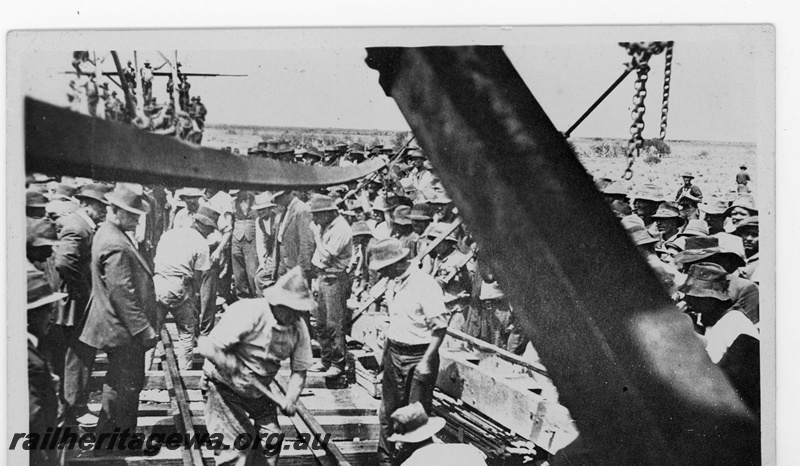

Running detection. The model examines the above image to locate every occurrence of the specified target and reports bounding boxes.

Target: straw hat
[351,221,373,238]
[106,183,150,216]
[253,192,276,211]
[387,402,447,443]
[651,202,682,220]
[368,238,410,271]
[28,268,67,310]
[392,206,413,226]
[177,187,204,199]
[263,266,316,312]
[699,198,728,215]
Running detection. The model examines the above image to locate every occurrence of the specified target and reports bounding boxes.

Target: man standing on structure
[79,183,159,451]
[198,267,314,466]
[369,238,448,465]
[307,194,353,379]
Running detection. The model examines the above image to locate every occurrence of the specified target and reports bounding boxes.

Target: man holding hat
[79,183,160,444]
[198,267,314,466]
[388,402,486,465]
[51,183,110,426]
[308,194,353,378]
[152,205,220,370]
[27,267,67,466]
[368,238,449,465]
[675,171,703,203]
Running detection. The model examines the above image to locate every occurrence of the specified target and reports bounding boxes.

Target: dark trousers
[96,341,146,441]
[316,271,350,369]
[199,265,220,337]
[377,340,439,465]
[231,238,258,298]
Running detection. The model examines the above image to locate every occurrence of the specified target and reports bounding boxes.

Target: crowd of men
[25,139,761,464]
[67,53,208,144]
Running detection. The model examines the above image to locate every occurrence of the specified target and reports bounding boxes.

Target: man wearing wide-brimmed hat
[45,183,80,221]
[387,402,486,465]
[427,222,472,327]
[27,267,67,466]
[736,164,751,186]
[622,217,683,297]
[674,236,759,325]
[198,267,314,466]
[678,262,760,412]
[407,148,436,200]
[651,202,685,259]
[725,195,758,230]
[631,184,666,235]
[391,205,419,257]
[152,205,220,370]
[675,171,703,203]
[307,194,353,379]
[51,183,110,427]
[170,187,205,230]
[368,238,449,465]
[79,183,160,445]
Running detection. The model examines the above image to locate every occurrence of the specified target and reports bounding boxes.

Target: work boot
[324,366,343,379]
[309,361,330,372]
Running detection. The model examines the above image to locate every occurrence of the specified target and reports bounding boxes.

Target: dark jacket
[729,275,759,325]
[79,221,158,350]
[29,339,58,466]
[53,211,95,327]
[277,197,315,277]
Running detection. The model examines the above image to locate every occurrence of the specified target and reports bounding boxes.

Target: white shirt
[702,310,759,364]
[154,228,211,278]
[385,267,449,345]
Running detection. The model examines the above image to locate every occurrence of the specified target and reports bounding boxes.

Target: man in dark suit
[51,184,109,426]
[79,183,160,447]
[272,190,315,281]
[28,267,67,466]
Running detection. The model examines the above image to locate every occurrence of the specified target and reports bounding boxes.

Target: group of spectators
[24,139,761,464]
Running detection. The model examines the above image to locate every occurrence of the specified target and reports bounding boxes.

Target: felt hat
[48,183,78,201]
[602,183,629,197]
[26,190,49,208]
[351,221,373,237]
[144,59,151,65]
[733,216,759,235]
[681,172,695,179]
[387,402,447,443]
[308,194,338,213]
[673,236,746,273]
[303,146,323,161]
[408,204,432,221]
[263,266,316,312]
[193,205,220,228]
[392,205,413,226]
[724,195,758,217]
[27,267,67,310]
[106,183,150,216]
[650,202,682,220]
[408,148,425,159]
[27,218,63,247]
[678,262,731,301]
[253,192,276,211]
[426,222,458,242]
[74,183,110,205]
[368,238,410,271]
[700,198,728,216]
[740,164,747,169]
[177,187,204,199]
[678,219,709,237]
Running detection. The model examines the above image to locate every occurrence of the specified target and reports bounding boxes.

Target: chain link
[659,42,674,140]
[618,42,672,180]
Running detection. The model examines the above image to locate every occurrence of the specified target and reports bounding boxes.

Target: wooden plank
[25,97,386,190]
[88,371,204,391]
[365,46,759,464]
[159,329,205,466]
[67,440,379,466]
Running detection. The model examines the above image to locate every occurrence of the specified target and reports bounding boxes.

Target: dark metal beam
[24,98,385,190]
[366,46,758,465]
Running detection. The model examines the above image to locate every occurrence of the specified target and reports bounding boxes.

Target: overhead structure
[365,46,758,465]
[25,98,386,190]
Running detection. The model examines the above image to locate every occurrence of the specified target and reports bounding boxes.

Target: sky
[16,28,763,143]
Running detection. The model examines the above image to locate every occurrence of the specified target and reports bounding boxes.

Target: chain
[659,42,674,140]
[618,42,672,180]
